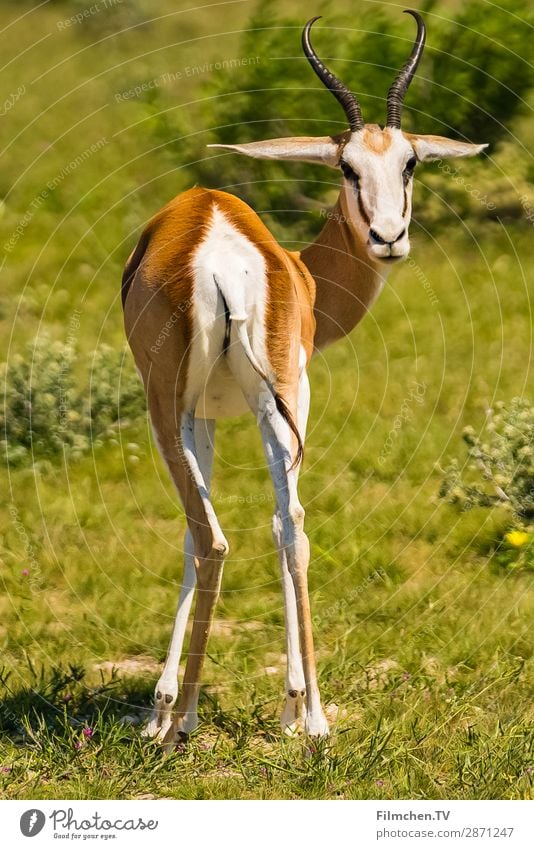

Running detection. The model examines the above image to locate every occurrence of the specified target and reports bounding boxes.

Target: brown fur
[362,125,394,154]
[300,185,383,350]
[122,187,316,468]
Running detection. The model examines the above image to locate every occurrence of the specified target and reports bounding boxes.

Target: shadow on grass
[0,662,155,742]
[0,663,279,749]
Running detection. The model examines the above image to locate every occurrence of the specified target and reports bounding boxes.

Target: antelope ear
[208,135,343,168]
[405,133,488,162]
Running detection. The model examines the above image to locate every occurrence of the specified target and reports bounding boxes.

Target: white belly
[195,358,250,419]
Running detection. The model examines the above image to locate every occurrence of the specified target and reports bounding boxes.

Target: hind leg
[124,275,228,745]
[146,396,227,748]
[144,418,215,740]
[162,409,228,747]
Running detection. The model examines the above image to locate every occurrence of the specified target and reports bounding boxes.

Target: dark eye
[403,156,417,180]
[340,160,360,186]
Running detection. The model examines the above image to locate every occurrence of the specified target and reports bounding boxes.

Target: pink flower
[375,779,385,788]
[82,727,93,738]
[21,569,29,577]
[74,741,82,750]
[1,767,11,774]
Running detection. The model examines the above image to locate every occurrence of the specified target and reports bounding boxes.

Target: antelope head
[210,11,487,263]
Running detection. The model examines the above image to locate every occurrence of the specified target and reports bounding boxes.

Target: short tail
[213,274,303,470]
[121,228,151,309]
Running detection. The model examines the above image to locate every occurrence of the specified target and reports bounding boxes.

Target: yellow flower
[505,530,530,547]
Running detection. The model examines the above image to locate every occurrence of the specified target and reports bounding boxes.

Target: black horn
[302,16,365,133]
[386,10,426,129]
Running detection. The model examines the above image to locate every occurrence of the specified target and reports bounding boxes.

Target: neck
[300,185,388,351]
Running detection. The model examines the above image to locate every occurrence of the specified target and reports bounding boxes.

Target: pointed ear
[405,133,488,162]
[208,135,344,168]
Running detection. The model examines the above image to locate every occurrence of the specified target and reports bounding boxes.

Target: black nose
[369,227,406,246]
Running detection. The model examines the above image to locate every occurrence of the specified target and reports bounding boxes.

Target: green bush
[440,398,534,526]
[84,345,145,439]
[0,338,145,467]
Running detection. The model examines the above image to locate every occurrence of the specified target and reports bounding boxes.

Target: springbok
[122,10,487,746]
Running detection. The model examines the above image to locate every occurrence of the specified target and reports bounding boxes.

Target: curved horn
[302,16,364,133]
[386,10,426,129]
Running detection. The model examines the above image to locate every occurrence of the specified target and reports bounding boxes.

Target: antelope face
[210,10,487,263]
[339,126,417,263]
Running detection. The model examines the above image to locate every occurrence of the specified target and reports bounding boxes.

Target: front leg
[272,366,313,736]
[258,373,328,739]
[272,512,307,736]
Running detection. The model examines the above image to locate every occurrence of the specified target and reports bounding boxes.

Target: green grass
[2,224,533,799]
[1,0,533,800]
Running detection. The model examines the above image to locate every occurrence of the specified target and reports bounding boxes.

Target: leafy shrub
[84,345,145,439]
[0,337,145,467]
[440,398,534,526]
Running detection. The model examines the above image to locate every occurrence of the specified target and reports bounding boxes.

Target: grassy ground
[0,0,533,800]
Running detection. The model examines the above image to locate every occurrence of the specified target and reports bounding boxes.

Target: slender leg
[273,369,310,734]
[145,418,215,740]
[273,511,307,734]
[124,274,227,748]
[257,377,328,739]
[162,409,228,747]
[164,543,225,745]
